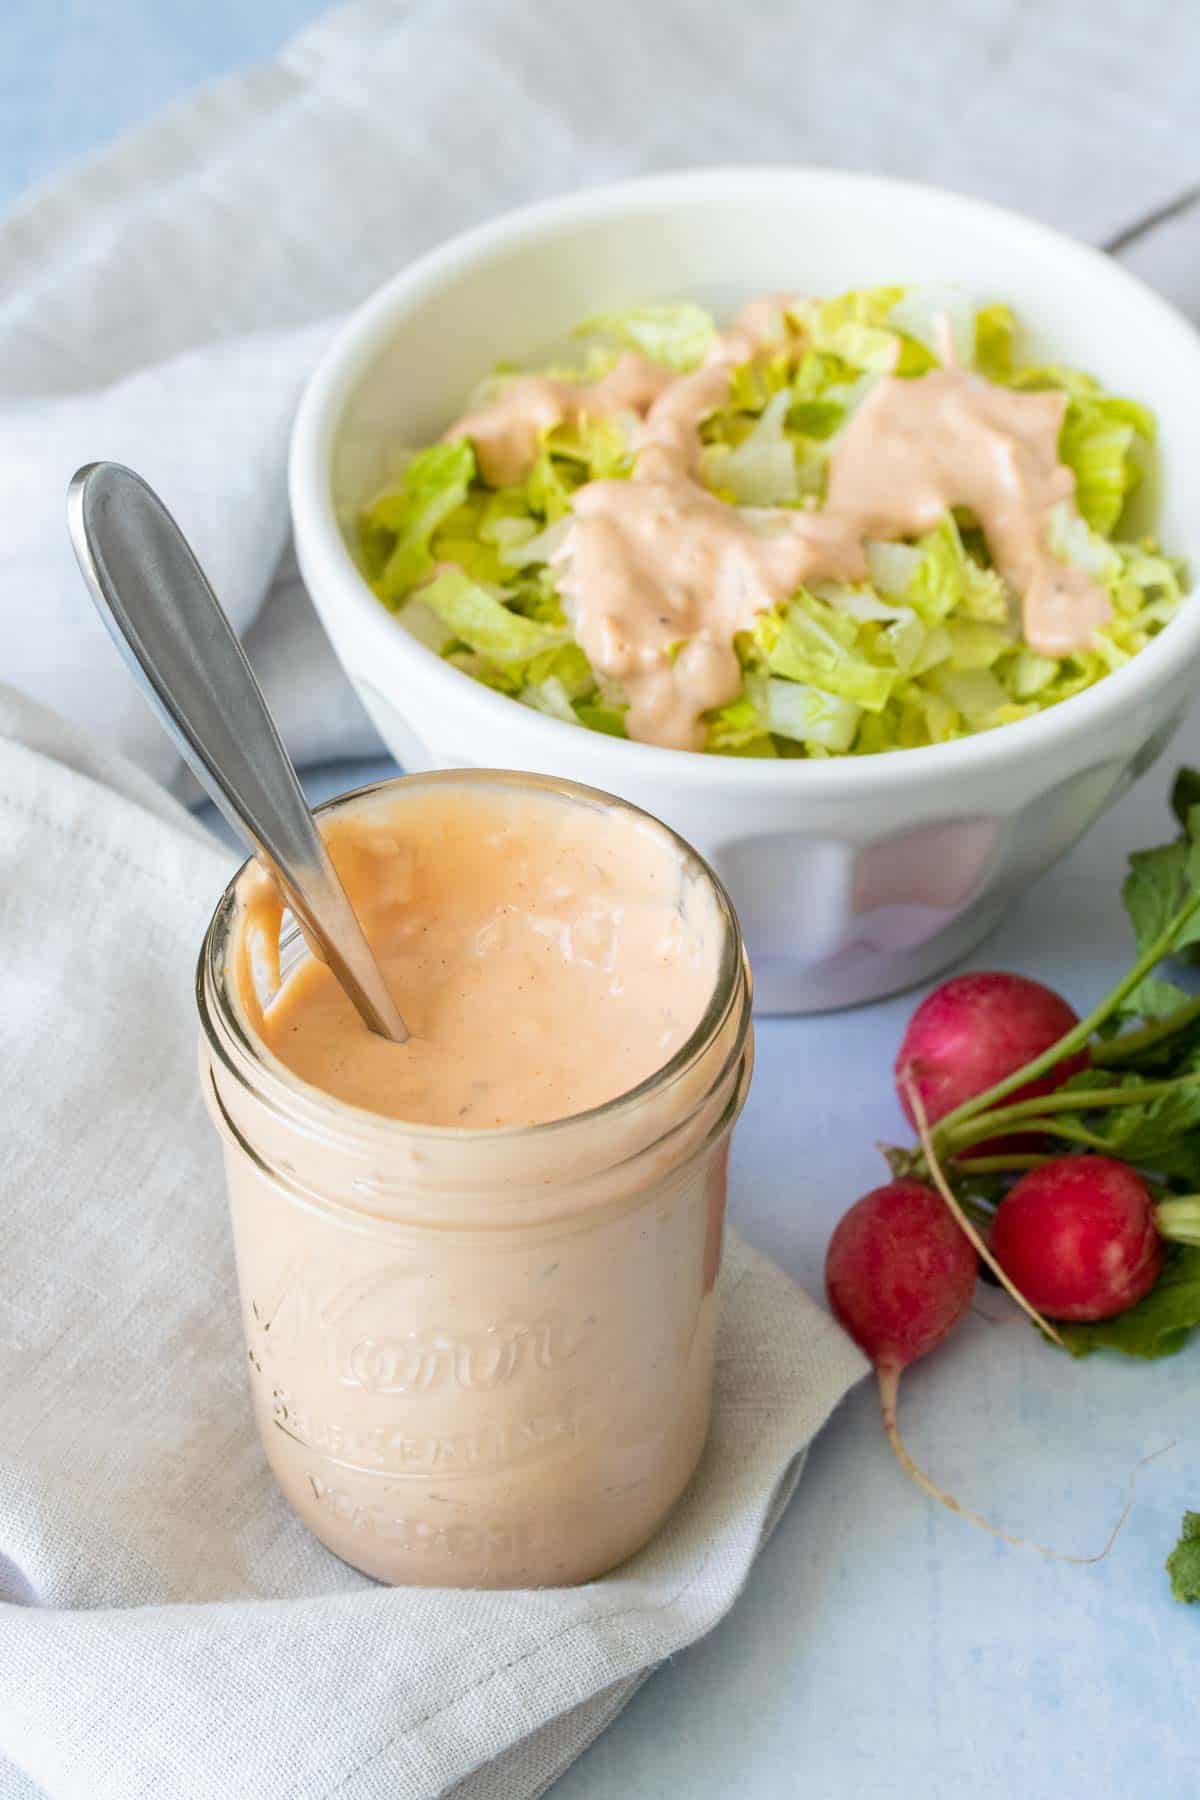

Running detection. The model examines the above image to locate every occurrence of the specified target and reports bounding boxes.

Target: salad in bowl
[290,169,1200,1010]
[357,285,1186,762]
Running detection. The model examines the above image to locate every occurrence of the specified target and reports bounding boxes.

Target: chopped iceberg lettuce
[973,304,1015,381]
[416,568,568,665]
[766,678,861,750]
[1046,500,1122,583]
[768,594,897,711]
[519,674,579,724]
[702,391,798,505]
[887,286,975,370]
[1059,397,1147,536]
[524,642,595,696]
[1009,366,1154,535]
[497,516,572,569]
[932,666,1010,727]
[360,285,1185,761]
[577,302,717,372]
[866,540,922,597]
[704,689,773,755]
[574,700,628,737]
[906,515,1011,626]
[360,442,475,603]
[1009,648,1060,699]
[796,286,937,375]
[394,597,456,655]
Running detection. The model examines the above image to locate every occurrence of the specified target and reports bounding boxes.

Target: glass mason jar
[197,772,753,1588]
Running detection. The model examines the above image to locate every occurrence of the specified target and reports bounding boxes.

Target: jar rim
[196,767,749,1150]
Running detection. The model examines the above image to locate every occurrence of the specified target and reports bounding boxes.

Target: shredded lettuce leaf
[361,442,475,604]
[973,304,1015,381]
[1009,366,1154,535]
[795,286,937,375]
[575,700,628,737]
[702,391,798,505]
[519,673,579,724]
[765,678,861,750]
[576,302,717,372]
[768,594,897,711]
[1059,398,1147,535]
[416,568,568,665]
[906,515,1011,626]
[888,285,975,369]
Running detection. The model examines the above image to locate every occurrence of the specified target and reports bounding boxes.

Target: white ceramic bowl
[290,168,1200,1012]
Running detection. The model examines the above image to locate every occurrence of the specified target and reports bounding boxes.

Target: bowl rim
[289,164,1200,795]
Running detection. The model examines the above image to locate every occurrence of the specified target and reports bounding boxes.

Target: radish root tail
[876,1364,1172,1564]
[901,1072,1065,1349]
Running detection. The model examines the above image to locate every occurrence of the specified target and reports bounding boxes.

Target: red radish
[895,971,1088,1140]
[826,1179,978,1514]
[990,1155,1164,1321]
[825,1174,1150,1559]
[826,1178,978,1371]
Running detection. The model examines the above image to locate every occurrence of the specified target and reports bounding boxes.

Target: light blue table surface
[5,9,1197,1798]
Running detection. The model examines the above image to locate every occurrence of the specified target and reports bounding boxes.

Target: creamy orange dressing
[824,370,1111,656]
[446,352,673,487]
[558,482,863,747]
[442,296,1113,748]
[238,783,720,1127]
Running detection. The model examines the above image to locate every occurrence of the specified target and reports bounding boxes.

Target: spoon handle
[68,461,408,1044]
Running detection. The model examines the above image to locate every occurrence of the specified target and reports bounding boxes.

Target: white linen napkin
[0,686,867,1798]
[1,0,1198,791]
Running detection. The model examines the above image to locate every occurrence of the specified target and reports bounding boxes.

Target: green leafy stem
[888,773,1200,1357]
[929,888,1200,1154]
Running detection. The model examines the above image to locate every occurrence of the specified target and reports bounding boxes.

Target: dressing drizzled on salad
[361,288,1184,758]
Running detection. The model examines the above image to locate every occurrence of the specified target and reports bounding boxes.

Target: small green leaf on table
[1167,1512,1200,1603]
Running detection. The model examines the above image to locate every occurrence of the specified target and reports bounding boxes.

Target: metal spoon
[67,461,409,1043]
